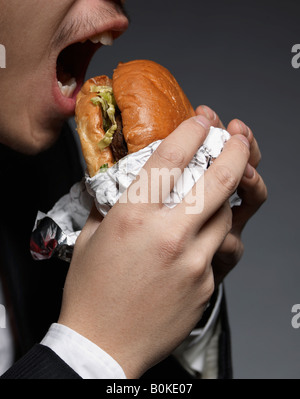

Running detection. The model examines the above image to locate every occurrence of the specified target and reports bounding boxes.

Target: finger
[188,202,233,267]
[195,105,226,129]
[80,203,104,241]
[212,233,244,286]
[227,119,261,168]
[231,169,268,234]
[123,115,212,209]
[172,134,250,233]
[214,232,244,269]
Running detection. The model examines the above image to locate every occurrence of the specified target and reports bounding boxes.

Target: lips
[52,16,129,116]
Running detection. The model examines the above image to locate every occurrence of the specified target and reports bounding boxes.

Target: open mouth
[55,31,114,101]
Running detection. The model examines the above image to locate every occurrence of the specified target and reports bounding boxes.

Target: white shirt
[0,279,15,376]
[41,323,126,379]
[0,281,222,378]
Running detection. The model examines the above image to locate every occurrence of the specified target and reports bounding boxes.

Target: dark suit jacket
[0,124,232,379]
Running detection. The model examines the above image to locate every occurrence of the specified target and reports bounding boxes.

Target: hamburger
[75,59,195,177]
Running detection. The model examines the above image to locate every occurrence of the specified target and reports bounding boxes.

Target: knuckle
[188,117,209,138]
[229,238,244,262]
[158,229,186,259]
[186,252,210,279]
[213,164,239,196]
[250,174,268,207]
[195,268,215,305]
[232,240,244,266]
[220,237,244,267]
[256,150,262,165]
[204,272,215,301]
[231,137,251,158]
[113,206,145,235]
[183,253,215,301]
[156,142,186,168]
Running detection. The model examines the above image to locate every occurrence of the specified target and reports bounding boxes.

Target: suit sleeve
[0,344,81,379]
[1,292,232,380]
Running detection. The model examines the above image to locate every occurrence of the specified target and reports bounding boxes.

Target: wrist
[57,315,146,379]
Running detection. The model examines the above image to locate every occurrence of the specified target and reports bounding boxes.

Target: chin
[30,136,62,155]
[29,128,63,155]
[5,123,63,156]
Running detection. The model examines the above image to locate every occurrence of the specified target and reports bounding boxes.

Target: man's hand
[58,114,251,378]
[196,105,268,285]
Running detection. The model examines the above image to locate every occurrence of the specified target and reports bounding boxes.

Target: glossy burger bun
[75,75,115,177]
[75,60,196,177]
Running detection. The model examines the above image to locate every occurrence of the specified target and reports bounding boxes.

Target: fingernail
[236,134,250,148]
[244,163,255,179]
[237,120,248,136]
[194,115,211,130]
[200,105,215,121]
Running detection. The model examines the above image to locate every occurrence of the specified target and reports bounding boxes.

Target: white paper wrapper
[30,127,241,262]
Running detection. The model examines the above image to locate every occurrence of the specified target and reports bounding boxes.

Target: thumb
[81,203,104,241]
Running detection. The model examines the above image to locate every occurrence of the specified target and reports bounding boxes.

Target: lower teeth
[58,77,77,98]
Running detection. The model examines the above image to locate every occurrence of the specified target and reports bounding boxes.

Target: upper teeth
[58,78,77,98]
[89,31,114,45]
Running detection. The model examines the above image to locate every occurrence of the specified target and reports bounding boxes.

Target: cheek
[0,0,75,75]
[0,0,76,153]
[0,73,62,155]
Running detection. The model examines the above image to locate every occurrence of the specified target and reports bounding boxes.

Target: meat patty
[111,113,128,162]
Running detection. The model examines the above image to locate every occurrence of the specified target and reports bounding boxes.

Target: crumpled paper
[30,127,241,262]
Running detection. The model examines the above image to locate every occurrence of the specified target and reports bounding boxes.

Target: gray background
[72,0,300,378]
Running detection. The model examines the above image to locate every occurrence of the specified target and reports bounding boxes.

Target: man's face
[0,0,128,154]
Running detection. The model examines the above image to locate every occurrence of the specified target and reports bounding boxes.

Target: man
[0,0,266,379]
